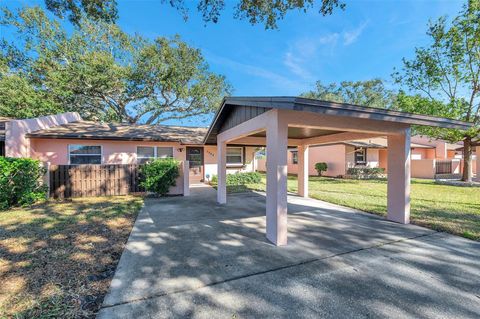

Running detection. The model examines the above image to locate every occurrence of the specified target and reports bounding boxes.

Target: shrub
[314,162,328,176]
[0,157,48,210]
[211,172,261,185]
[140,159,180,196]
[346,167,385,179]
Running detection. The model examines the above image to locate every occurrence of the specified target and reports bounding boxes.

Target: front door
[186,147,204,183]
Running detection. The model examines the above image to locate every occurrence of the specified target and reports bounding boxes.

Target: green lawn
[0,196,143,318]
[235,175,480,241]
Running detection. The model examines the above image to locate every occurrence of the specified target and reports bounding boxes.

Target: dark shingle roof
[26,121,208,145]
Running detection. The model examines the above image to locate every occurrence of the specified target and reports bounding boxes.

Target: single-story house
[256,136,476,179]
[1,96,477,245]
[1,112,258,185]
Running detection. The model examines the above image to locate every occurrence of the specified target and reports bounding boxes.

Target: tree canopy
[301,79,398,109]
[393,0,480,181]
[44,0,345,29]
[0,6,231,123]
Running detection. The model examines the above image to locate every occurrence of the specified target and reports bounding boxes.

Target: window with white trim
[354,147,367,165]
[69,145,102,164]
[226,147,243,165]
[291,151,298,164]
[137,146,174,164]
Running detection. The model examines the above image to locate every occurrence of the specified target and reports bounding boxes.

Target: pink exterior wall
[411,159,436,179]
[30,139,186,165]
[31,138,189,195]
[379,149,388,172]
[5,112,81,158]
[411,148,435,160]
[257,144,347,177]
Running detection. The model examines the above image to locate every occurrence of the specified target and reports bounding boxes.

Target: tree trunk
[462,137,473,182]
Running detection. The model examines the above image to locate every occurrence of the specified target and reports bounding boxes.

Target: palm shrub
[0,157,48,210]
[314,162,328,176]
[140,159,180,196]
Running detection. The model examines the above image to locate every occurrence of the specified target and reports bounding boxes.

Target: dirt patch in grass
[0,196,143,318]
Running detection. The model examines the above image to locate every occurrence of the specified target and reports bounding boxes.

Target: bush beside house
[346,167,386,179]
[211,172,261,185]
[314,162,328,176]
[140,159,180,196]
[0,157,48,209]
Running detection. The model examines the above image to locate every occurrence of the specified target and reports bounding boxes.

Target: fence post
[183,160,190,196]
[43,162,51,199]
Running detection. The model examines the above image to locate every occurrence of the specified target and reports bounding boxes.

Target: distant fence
[49,164,143,198]
[436,160,452,174]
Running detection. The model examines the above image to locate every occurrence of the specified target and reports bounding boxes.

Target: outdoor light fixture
[177,147,184,152]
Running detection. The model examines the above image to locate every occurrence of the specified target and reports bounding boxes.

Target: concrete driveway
[98,185,480,319]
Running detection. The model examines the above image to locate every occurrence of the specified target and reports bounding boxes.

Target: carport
[204,97,472,246]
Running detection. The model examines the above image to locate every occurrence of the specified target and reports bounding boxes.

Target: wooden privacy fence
[49,164,143,198]
[436,160,453,175]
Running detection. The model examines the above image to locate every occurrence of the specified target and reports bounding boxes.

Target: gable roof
[27,121,208,145]
[204,96,473,144]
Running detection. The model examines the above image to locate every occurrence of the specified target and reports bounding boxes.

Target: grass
[225,174,480,241]
[0,196,143,318]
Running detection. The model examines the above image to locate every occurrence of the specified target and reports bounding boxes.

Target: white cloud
[343,21,369,45]
[206,52,308,92]
[283,52,314,81]
[282,21,368,81]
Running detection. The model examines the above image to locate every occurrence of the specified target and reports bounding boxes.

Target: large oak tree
[44,0,345,29]
[301,79,398,109]
[0,6,230,123]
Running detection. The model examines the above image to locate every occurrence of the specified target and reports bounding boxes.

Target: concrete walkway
[98,185,480,319]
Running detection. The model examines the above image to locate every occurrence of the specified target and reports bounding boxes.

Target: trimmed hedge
[211,172,261,185]
[140,158,180,196]
[346,167,385,179]
[0,157,48,210]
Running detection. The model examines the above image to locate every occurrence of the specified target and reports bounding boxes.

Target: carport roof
[204,96,473,144]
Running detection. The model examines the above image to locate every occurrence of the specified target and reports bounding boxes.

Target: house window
[69,145,102,164]
[157,147,174,158]
[137,146,174,164]
[354,147,367,165]
[291,151,298,164]
[226,147,243,165]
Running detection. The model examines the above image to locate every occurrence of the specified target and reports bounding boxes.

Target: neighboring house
[2,112,258,185]
[256,136,476,179]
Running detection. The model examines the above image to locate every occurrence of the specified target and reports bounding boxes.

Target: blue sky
[2,0,464,126]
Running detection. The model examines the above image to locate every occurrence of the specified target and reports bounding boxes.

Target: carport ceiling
[250,127,342,139]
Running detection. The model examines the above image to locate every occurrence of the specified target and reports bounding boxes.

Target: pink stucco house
[0,112,258,186]
[257,136,476,179]
[0,107,477,184]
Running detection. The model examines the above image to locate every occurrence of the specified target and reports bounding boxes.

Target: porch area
[207,97,472,245]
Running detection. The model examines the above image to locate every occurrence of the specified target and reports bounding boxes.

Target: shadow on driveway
[98,185,480,318]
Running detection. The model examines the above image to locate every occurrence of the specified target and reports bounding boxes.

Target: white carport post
[266,110,289,246]
[297,144,309,197]
[387,128,411,224]
[217,140,227,204]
